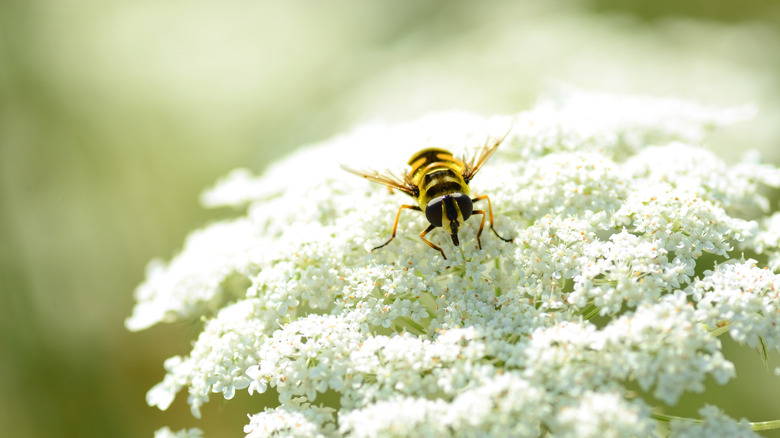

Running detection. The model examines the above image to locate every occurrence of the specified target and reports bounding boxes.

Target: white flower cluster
[146,299,268,417]
[244,397,336,438]
[128,91,780,437]
[153,427,203,438]
[669,406,758,438]
[754,212,780,272]
[338,374,548,437]
[692,260,780,350]
[552,391,655,438]
[523,292,734,406]
[126,219,264,331]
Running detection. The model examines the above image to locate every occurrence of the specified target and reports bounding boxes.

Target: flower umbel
[128,92,780,437]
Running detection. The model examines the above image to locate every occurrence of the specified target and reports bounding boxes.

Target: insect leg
[472,194,513,242]
[420,223,447,260]
[373,204,420,251]
[473,209,486,249]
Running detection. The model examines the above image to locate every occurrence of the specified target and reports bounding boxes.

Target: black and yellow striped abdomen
[407,148,470,210]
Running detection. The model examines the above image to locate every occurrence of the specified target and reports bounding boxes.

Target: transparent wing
[461,128,512,183]
[340,164,417,197]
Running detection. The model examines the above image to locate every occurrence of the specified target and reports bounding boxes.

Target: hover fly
[342,135,512,259]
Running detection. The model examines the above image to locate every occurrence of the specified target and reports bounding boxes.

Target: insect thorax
[407,149,470,210]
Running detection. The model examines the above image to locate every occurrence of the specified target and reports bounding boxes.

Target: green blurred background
[2,1,779,437]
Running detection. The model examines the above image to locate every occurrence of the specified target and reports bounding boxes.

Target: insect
[342,136,512,259]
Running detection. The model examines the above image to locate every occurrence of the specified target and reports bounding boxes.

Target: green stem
[750,419,780,432]
[396,317,426,335]
[708,323,730,338]
[652,413,701,424]
[652,413,780,432]
[582,305,601,320]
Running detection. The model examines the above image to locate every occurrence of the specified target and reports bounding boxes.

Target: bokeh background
[2,1,780,437]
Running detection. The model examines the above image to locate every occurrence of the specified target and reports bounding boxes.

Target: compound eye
[452,193,473,221]
[425,197,443,227]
